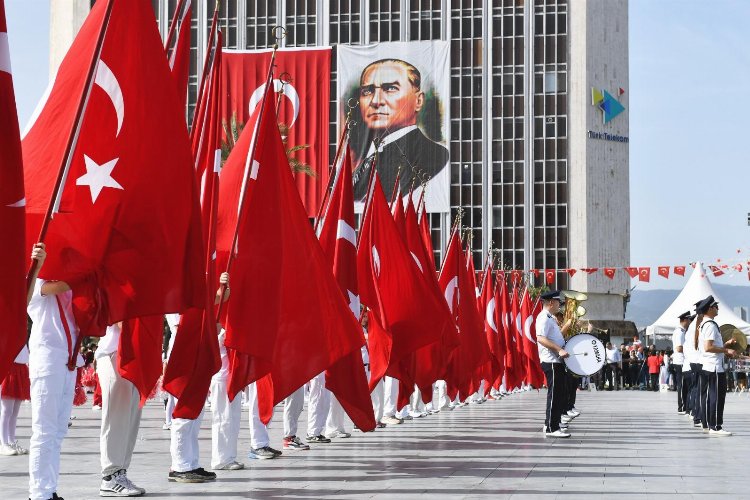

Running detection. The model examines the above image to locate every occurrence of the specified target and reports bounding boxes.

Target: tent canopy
[645,262,750,338]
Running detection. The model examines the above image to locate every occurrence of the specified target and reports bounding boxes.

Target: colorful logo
[591,87,625,124]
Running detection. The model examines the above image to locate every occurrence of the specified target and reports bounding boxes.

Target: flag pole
[164,0,188,54]
[215,29,281,323]
[355,148,379,249]
[25,0,115,296]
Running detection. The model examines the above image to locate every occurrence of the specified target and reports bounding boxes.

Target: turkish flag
[167,0,191,111]
[603,268,616,279]
[566,268,577,277]
[709,265,724,277]
[217,87,363,422]
[503,283,525,390]
[418,203,436,270]
[357,171,453,391]
[531,268,540,278]
[582,268,599,274]
[22,0,204,335]
[317,147,375,432]
[624,267,639,278]
[163,32,224,419]
[404,197,458,403]
[733,264,743,273]
[0,2,27,381]
[478,261,502,390]
[490,274,507,389]
[510,269,523,285]
[638,267,651,282]
[544,269,555,285]
[520,288,545,388]
[118,315,164,406]
[657,266,670,279]
[221,48,331,217]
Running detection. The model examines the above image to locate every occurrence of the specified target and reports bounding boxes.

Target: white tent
[645,262,750,339]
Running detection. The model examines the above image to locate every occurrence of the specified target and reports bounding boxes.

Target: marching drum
[563,333,606,376]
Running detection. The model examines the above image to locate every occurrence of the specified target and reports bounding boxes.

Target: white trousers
[409,386,425,415]
[246,382,270,449]
[170,407,205,472]
[325,396,347,435]
[383,376,399,417]
[283,386,305,437]
[165,393,176,425]
[370,377,384,423]
[28,367,76,500]
[0,397,22,444]
[97,352,142,476]
[209,377,241,468]
[307,373,330,437]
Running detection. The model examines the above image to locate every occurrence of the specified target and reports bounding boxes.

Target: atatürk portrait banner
[337,42,450,213]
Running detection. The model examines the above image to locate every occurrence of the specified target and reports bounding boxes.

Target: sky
[5,0,750,291]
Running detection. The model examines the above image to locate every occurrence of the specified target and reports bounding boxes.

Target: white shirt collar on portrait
[365,125,418,158]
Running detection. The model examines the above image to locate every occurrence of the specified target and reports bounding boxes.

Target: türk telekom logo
[591,87,625,124]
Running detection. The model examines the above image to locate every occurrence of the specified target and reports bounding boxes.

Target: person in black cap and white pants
[535,291,573,438]
[672,312,692,415]
[696,296,735,436]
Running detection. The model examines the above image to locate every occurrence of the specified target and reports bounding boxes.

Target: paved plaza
[2,388,748,499]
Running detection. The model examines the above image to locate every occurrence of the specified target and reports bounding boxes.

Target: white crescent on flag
[371,245,381,277]
[249,79,300,127]
[523,315,536,344]
[410,252,423,273]
[94,60,125,137]
[443,276,458,314]
[486,298,497,333]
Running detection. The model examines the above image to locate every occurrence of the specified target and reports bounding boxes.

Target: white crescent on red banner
[220,47,331,217]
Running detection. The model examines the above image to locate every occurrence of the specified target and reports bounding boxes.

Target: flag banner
[0,0,27,381]
[337,42,450,213]
[22,0,205,333]
[220,47,331,217]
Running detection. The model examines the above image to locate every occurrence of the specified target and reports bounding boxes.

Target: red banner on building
[220,48,331,216]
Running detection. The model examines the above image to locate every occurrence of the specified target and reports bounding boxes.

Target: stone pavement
[2,388,749,499]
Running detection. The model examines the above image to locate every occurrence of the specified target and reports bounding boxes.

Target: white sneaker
[213,461,245,470]
[566,410,579,418]
[11,441,28,455]
[162,422,171,430]
[0,443,18,456]
[93,405,102,411]
[100,469,144,496]
[560,415,572,423]
[325,431,351,439]
[709,429,732,437]
[381,415,403,425]
[545,429,571,438]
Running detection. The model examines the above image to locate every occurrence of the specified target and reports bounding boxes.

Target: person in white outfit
[0,345,31,456]
[306,372,332,442]
[209,328,243,470]
[381,376,404,424]
[162,314,180,431]
[96,323,146,496]
[168,272,230,484]
[324,395,351,439]
[246,381,282,459]
[26,244,81,500]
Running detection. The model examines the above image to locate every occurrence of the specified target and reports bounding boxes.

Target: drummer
[696,295,735,436]
[535,291,573,438]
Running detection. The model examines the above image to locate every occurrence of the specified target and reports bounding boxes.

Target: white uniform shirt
[605,347,621,364]
[212,329,230,382]
[26,279,79,377]
[699,319,724,373]
[671,327,686,366]
[96,324,121,359]
[682,319,699,371]
[164,313,180,360]
[536,310,564,363]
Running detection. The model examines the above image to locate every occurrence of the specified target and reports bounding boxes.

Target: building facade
[51,0,630,320]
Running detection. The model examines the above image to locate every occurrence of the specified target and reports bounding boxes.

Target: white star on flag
[347,290,361,317]
[77,155,124,203]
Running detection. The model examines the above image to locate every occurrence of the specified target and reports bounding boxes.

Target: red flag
[503,283,525,390]
[357,172,453,391]
[603,268,616,279]
[217,87,363,422]
[22,0,204,334]
[581,268,599,274]
[566,268,577,277]
[520,288,545,388]
[531,268,540,278]
[317,147,375,432]
[0,1,27,381]
[404,197,458,402]
[733,264,743,273]
[117,315,164,406]
[510,285,528,384]
[544,269,555,285]
[478,260,502,389]
[166,0,191,111]
[490,274,507,389]
[709,265,724,277]
[657,266,670,279]
[624,267,639,278]
[638,267,651,282]
[418,205,436,270]
[162,30,224,419]
[510,269,523,285]
[221,48,331,217]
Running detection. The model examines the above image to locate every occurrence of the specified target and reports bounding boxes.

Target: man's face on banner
[359,61,424,133]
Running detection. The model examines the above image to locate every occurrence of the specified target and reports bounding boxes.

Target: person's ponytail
[694,314,704,350]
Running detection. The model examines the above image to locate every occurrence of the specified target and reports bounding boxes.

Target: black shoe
[168,470,206,483]
[306,434,331,443]
[191,468,217,481]
[266,446,283,457]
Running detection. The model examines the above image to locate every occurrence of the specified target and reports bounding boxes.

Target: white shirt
[671,327,686,365]
[536,310,564,363]
[164,314,180,360]
[96,324,121,359]
[699,319,724,373]
[13,345,29,364]
[605,347,621,364]
[26,279,79,377]
[365,125,418,158]
[682,319,699,371]
[212,329,230,382]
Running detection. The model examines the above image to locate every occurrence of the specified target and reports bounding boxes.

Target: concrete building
[50,0,631,323]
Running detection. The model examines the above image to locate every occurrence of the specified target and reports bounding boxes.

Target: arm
[705,339,736,357]
[26,243,47,305]
[214,272,230,305]
[40,280,71,297]
[537,335,569,359]
[675,345,683,353]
